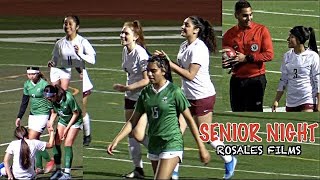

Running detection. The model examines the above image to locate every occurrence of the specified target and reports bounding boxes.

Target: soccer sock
[64,146,73,170]
[172,163,180,180]
[36,151,43,168]
[141,135,149,148]
[53,145,62,167]
[40,149,51,162]
[209,137,232,163]
[128,137,143,168]
[83,113,91,136]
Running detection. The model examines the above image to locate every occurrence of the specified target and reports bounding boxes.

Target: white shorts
[147,151,183,163]
[28,115,49,133]
[83,69,93,92]
[50,67,71,83]
[58,122,83,130]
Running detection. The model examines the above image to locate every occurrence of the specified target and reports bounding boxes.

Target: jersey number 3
[293,68,298,79]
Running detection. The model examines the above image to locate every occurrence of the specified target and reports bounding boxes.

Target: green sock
[64,146,73,169]
[39,149,51,162]
[53,145,62,165]
[35,151,43,169]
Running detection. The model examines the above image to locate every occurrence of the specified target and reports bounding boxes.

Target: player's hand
[235,51,246,63]
[74,45,79,54]
[154,50,171,61]
[113,84,127,92]
[61,127,70,140]
[199,146,211,165]
[107,141,118,155]
[15,118,21,127]
[271,101,279,112]
[47,60,56,67]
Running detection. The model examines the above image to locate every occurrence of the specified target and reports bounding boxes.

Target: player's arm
[170,61,200,81]
[45,129,55,148]
[107,111,142,155]
[4,153,13,180]
[123,70,150,91]
[47,109,57,131]
[181,108,210,164]
[74,40,96,64]
[16,94,30,126]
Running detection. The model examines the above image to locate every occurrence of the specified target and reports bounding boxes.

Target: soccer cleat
[50,169,63,180]
[223,156,237,179]
[36,168,44,175]
[171,170,179,180]
[83,135,91,146]
[57,172,71,180]
[45,159,55,173]
[122,167,144,179]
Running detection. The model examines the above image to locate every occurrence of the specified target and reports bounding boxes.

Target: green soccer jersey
[52,91,83,126]
[135,82,190,155]
[23,78,51,115]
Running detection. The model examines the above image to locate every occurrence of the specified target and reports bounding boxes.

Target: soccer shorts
[147,151,183,163]
[50,67,71,83]
[28,114,49,133]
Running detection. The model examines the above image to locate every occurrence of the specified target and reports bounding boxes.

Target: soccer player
[222,0,274,112]
[15,67,54,174]
[272,26,319,112]
[112,20,150,178]
[1,126,54,180]
[107,55,210,180]
[44,84,83,179]
[48,15,96,91]
[155,16,237,179]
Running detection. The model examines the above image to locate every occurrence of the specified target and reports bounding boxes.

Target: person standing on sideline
[222,0,274,112]
[107,55,210,180]
[112,20,150,179]
[272,26,319,112]
[15,67,55,174]
[155,16,237,179]
[48,15,96,91]
[1,126,54,180]
[44,85,83,180]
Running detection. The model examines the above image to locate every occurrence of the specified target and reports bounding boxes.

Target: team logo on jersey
[162,97,168,103]
[37,88,41,92]
[251,44,259,52]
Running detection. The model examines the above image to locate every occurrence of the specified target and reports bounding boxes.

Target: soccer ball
[222,46,237,69]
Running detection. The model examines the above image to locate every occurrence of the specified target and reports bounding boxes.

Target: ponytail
[14,126,31,170]
[308,27,318,54]
[124,20,146,49]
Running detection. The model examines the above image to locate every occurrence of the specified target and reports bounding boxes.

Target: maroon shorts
[188,95,216,116]
[286,103,314,112]
[124,98,137,110]
[83,89,92,98]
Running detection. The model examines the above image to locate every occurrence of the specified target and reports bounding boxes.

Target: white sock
[209,136,232,163]
[172,163,180,179]
[64,168,71,174]
[83,113,91,136]
[141,135,149,148]
[128,137,143,168]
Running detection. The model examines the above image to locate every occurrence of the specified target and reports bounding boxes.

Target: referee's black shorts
[230,74,267,112]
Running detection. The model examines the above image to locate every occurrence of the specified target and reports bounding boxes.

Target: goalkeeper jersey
[135,81,190,155]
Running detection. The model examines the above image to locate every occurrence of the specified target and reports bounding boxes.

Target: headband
[27,69,40,74]
[43,92,56,98]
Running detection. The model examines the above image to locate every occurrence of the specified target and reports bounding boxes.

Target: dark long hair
[290,26,318,54]
[188,16,217,53]
[148,55,173,82]
[43,84,66,102]
[14,126,31,170]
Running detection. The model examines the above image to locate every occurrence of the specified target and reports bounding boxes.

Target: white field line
[90,119,320,142]
[223,9,320,18]
[83,156,320,179]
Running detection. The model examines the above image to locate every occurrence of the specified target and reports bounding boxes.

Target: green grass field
[0,0,319,179]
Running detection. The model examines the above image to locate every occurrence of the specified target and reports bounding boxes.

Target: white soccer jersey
[177,38,216,100]
[52,34,96,68]
[277,49,319,107]
[6,139,46,179]
[122,45,149,101]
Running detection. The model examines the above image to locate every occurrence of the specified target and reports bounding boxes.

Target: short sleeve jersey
[23,78,51,115]
[6,139,46,179]
[135,82,190,155]
[278,49,320,107]
[177,38,216,100]
[52,34,96,68]
[122,45,149,101]
[51,91,83,126]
